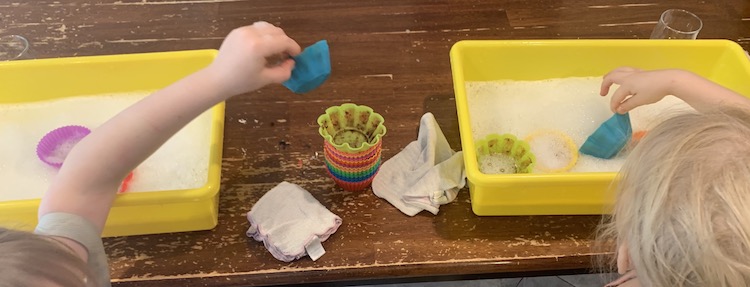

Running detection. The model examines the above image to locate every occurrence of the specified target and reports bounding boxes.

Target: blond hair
[597,107,750,286]
[0,228,93,287]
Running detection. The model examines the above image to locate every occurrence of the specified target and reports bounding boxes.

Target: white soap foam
[466,77,694,173]
[0,92,213,202]
[478,154,517,174]
[527,132,576,172]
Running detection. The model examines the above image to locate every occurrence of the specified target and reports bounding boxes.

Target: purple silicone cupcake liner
[36,125,91,168]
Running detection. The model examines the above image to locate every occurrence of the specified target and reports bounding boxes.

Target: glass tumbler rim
[659,8,703,35]
[0,35,30,61]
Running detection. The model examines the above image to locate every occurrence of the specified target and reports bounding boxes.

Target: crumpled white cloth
[372,112,466,216]
[246,181,342,262]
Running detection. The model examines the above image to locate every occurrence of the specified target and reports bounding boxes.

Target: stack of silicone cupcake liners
[324,158,381,181]
[324,143,381,168]
[323,148,381,191]
[325,153,381,171]
[324,150,380,172]
[323,140,381,161]
[317,103,387,191]
[326,171,378,192]
[323,142,381,191]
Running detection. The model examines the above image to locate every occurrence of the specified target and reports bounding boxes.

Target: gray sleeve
[35,212,111,287]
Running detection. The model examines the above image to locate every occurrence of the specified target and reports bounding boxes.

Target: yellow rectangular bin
[450,40,750,216]
[0,50,224,236]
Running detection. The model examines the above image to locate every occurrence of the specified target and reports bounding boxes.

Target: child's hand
[209,21,302,97]
[600,67,677,114]
[601,67,750,113]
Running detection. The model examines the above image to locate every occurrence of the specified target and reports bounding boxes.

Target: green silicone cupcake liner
[318,103,387,153]
[475,133,535,174]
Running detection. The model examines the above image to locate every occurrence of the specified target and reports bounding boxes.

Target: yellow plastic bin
[0,50,224,236]
[450,39,750,216]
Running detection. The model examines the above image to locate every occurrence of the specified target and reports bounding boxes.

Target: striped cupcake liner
[324,140,381,161]
[326,168,378,192]
[325,155,381,173]
[324,148,381,168]
[325,159,381,181]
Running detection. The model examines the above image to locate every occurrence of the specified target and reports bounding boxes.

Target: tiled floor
[351,273,617,287]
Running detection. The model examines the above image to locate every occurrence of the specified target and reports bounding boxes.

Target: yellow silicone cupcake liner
[475,133,535,174]
[525,130,579,173]
[318,103,387,153]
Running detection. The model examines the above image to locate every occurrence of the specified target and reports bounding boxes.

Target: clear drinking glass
[0,35,30,61]
[650,9,702,39]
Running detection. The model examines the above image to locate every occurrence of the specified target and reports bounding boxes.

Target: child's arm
[600,66,750,113]
[38,22,301,233]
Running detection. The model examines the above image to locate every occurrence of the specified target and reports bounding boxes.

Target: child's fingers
[610,66,640,74]
[601,67,641,95]
[249,22,301,57]
[261,35,302,58]
[616,98,638,114]
[252,21,281,33]
[283,37,302,57]
[611,86,634,114]
[600,79,615,96]
[601,71,628,96]
[261,25,286,37]
[264,59,295,83]
[600,67,636,96]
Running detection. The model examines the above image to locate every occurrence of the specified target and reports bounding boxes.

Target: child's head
[0,228,93,287]
[599,107,750,286]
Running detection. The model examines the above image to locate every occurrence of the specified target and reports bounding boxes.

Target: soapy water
[466,77,694,173]
[478,154,517,174]
[526,132,576,172]
[0,92,213,202]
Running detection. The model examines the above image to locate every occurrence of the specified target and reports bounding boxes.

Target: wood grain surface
[2,0,748,286]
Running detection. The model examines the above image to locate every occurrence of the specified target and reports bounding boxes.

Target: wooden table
[3,1,748,286]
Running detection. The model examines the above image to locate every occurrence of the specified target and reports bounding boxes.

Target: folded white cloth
[372,112,466,216]
[246,181,342,262]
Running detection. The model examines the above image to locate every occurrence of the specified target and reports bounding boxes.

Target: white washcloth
[372,113,466,216]
[246,181,342,262]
